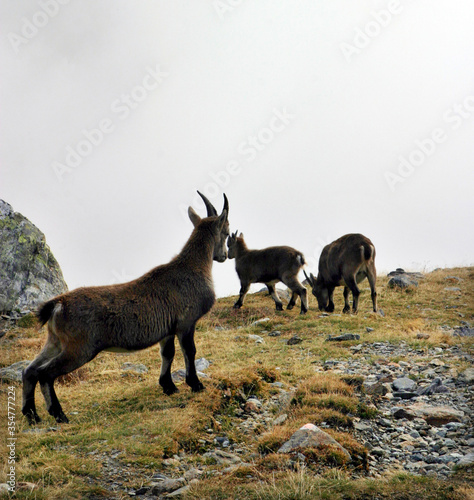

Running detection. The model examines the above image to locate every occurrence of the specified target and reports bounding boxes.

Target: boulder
[277,423,351,461]
[0,360,31,382]
[393,403,464,426]
[0,200,67,314]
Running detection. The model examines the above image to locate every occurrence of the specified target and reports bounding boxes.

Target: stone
[326,333,360,342]
[457,452,474,468]
[417,333,430,339]
[244,398,262,413]
[444,287,461,292]
[388,275,418,289]
[194,358,210,372]
[394,403,464,426]
[120,362,148,374]
[287,335,303,345]
[273,413,288,426]
[0,200,68,314]
[251,318,270,326]
[393,391,418,400]
[203,449,242,465]
[393,377,417,392]
[150,478,186,495]
[268,330,282,337]
[459,368,474,384]
[166,485,190,497]
[248,334,264,343]
[365,382,389,396]
[277,423,351,462]
[0,360,31,382]
[366,327,375,333]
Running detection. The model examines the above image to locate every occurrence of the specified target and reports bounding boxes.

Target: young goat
[227,232,308,314]
[304,233,377,314]
[22,193,229,425]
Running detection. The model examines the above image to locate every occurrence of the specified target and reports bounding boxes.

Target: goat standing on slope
[227,232,308,314]
[22,192,229,425]
[304,233,377,314]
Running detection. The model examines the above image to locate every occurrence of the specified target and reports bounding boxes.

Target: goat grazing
[22,192,230,425]
[304,233,377,314]
[227,232,308,314]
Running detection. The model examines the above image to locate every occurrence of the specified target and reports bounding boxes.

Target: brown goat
[227,232,308,314]
[22,193,229,425]
[304,233,377,314]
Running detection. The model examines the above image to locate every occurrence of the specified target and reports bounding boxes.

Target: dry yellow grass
[0,267,473,499]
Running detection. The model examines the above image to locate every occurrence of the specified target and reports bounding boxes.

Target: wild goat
[22,192,230,425]
[227,232,308,314]
[304,233,377,314]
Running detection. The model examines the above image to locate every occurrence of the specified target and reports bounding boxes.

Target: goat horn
[303,270,313,286]
[197,191,217,216]
[222,193,229,217]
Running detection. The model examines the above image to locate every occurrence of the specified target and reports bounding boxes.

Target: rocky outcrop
[0,200,68,314]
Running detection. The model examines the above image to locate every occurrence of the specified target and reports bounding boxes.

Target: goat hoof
[286,304,294,310]
[24,410,41,425]
[342,307,350,314]
[55,412,69,424]
[163,384,179,396]
[299,310,307,315]
[191,382,205,393]
[233,303,242,309]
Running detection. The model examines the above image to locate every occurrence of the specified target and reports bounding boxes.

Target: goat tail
[297,253,305,267]
[362,243,375,262]
[36,299,59,327]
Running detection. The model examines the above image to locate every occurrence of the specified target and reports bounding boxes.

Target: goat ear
[188,207,201,227]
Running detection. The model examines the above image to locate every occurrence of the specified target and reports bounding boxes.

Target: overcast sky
[1,0,473,298]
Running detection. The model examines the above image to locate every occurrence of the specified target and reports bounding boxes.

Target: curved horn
[222,193,229,217]
[197,191,217,216]
[303,270,314,287]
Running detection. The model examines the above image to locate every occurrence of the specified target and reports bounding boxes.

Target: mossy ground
[0,267,473,499]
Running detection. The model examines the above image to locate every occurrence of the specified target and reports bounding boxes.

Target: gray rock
[268,330,282,337]
[444,287,461,292]
[366,327,375,333]
[388,274,418,289]
[457,452,474,468]
[120,362,148,374]
[150,478,186,495]
[251,317,270,326]
[277,423,351,461]
[0,360,31,382]
[248,334,264,343]
[0,200,68,314]
[194,357,210,372]
[203,449,242,465]
[458,367,474,384]
[393,377,417,392]
[326,333,360,342]
[287,335,303,345]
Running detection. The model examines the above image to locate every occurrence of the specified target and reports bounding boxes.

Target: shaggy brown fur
[305,233,377,314]
[22,193,229,425]
[227,232,307,314]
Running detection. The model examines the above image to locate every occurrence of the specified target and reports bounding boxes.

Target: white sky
[1,0,473,298]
